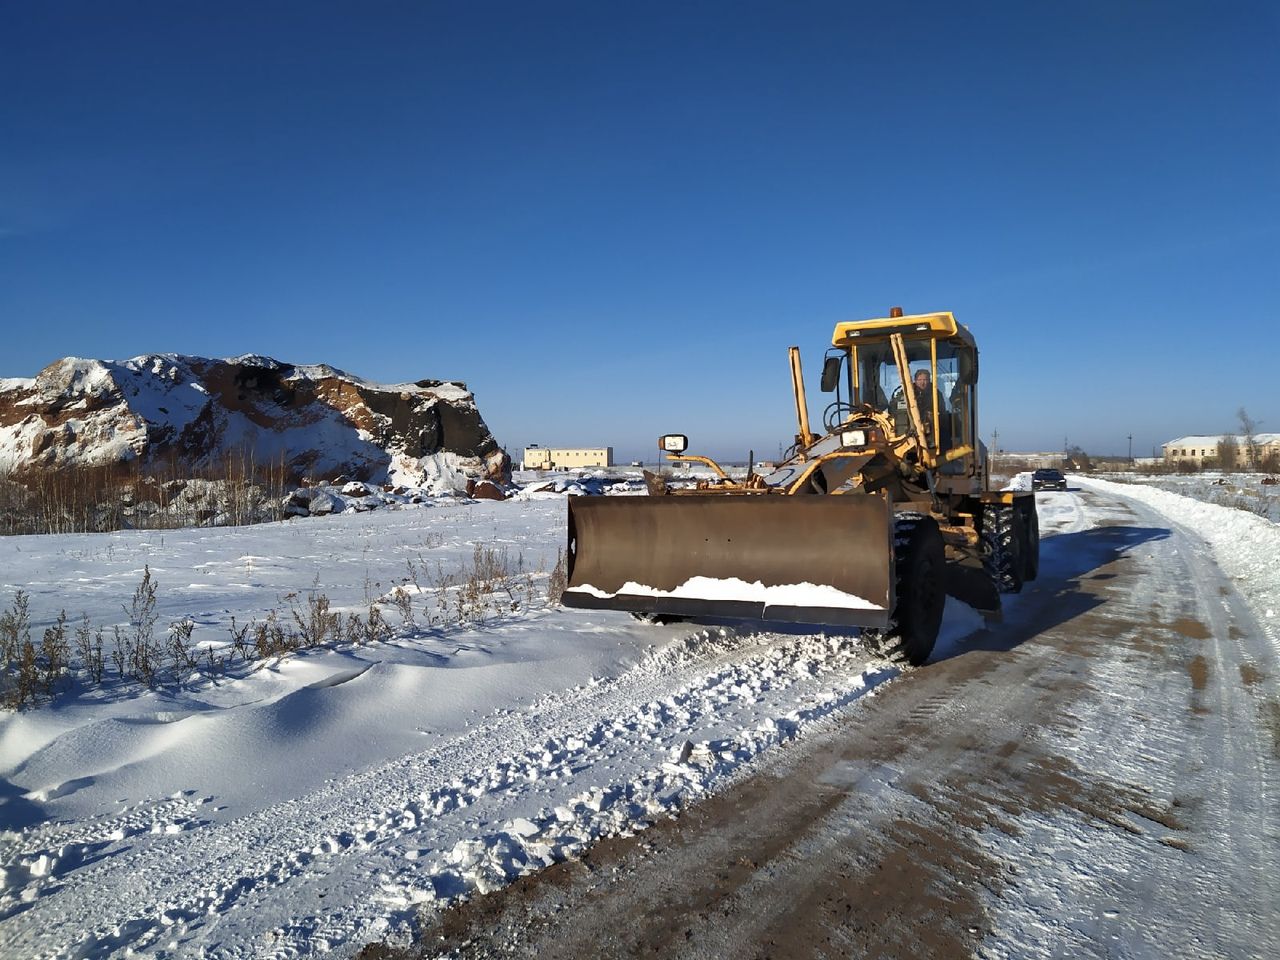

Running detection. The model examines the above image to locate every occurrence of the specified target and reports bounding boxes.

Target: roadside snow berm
[563,307,1039,665]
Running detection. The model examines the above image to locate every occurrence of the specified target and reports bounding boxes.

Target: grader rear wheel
[1020,500,1040,583]
[982,503,1025,594]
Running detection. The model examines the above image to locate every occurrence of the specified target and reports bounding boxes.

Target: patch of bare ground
[1187,653,1213,715]
[1188,654,1210,691]
[1262,700,1280,760]
[1171,617,1211,640]
[1240,662,1264,687]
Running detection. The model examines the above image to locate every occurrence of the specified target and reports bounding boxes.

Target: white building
[522,445,614,470]
[1163,434,1280,468]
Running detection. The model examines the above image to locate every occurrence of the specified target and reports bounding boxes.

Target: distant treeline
[0,449,293,536]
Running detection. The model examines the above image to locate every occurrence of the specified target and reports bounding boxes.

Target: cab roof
[831,311,976,349]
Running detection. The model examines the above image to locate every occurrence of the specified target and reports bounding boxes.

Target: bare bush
[547,547,568,605]
[343,611,365,644]
[125,567,159,652]
[253,611,297,660]
[40,611,71,695]
[388,586,416,629]
[0,589,32,667]
[110,626,127,680]
[202,644,226,676]
[363,604,392,645]
[75,614,105,685]
[1,591,34,707]
[426,542,534,623]
[227,617,253,662]
[12,640,38,709]
[168,619,200,679]
[117,567,164,688]
[290,590,340,647]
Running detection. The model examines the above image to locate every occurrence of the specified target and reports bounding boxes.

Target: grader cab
[562,308,1039,665]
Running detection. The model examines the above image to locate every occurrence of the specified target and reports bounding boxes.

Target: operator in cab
[892,369,950,449]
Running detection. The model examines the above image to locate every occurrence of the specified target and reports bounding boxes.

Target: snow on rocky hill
[0,354,509,492]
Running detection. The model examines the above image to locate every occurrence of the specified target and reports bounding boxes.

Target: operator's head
[913,369,931,389]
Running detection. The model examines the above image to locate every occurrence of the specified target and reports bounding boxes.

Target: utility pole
[1127,433,1133,463]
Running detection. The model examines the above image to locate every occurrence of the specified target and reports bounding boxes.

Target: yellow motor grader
[562,308,1039,665]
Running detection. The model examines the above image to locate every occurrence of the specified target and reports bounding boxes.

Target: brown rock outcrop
[0,354,508,491]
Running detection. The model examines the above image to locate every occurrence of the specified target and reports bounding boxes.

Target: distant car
[1032,468,1067,491]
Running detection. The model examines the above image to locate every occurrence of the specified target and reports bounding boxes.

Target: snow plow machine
[562,308,1039,665]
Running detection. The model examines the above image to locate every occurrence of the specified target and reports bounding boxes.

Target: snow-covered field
[1095,471,1279,522]
[0,495,937,958]
[1,478,1277,958]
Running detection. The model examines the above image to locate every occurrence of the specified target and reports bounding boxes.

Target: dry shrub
[547,547,568,605]
[291,590,341,647]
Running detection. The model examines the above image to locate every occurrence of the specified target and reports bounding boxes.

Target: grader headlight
[659,434,689,454]
[840,426,882,449]
[841,428,868,448]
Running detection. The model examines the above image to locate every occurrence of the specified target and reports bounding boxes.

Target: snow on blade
[566,575,884,610]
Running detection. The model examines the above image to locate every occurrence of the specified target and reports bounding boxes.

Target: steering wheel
[822,400,856,433]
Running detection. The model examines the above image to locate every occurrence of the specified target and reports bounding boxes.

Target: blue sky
[2,1,1277,461]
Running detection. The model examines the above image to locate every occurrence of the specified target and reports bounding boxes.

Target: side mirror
[659,434,688,454]
[820,356,842,393]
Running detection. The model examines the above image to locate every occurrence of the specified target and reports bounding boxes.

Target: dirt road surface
[367,488,1280,960]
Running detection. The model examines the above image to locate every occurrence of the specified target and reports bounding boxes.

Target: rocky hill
[0,354,509,492]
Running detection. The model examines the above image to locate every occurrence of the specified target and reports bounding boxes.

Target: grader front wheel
[875,515,946,666]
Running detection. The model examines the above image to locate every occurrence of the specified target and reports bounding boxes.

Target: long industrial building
[521,445,614,470]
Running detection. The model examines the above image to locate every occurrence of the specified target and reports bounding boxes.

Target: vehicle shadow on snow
[930,523,1171,663]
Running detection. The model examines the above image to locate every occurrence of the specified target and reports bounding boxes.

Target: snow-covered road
[405,481,1280,960]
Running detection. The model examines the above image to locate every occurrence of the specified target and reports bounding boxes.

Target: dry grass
[1,537,569,712]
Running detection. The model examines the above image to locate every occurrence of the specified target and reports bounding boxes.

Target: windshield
[852,339,974,457]
[853,341,932,411]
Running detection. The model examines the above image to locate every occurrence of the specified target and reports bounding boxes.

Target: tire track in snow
[2,625,897,959]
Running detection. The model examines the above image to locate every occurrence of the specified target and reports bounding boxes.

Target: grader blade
[563,495,894,628]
